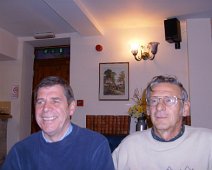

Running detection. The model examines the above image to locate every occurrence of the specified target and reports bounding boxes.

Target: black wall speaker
[164,18,181,44]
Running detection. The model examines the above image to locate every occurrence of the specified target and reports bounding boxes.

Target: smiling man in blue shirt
[2,76,114,170]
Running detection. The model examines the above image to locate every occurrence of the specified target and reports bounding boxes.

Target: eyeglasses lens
[148,96,178,106]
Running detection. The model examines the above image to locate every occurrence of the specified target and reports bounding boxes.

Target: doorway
[31,45,70,133]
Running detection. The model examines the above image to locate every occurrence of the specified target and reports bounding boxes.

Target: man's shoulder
[120,129,151,144]
[72,123,107,140]
[22,131,42,142]
[185,125,212,133]
[10,131,42,152]
[185,125,212,138]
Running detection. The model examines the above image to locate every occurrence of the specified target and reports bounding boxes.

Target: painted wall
[0,37,34,151]
[70,22,189,133]
[0,52,22,151]
[0,28,18,60]
[0,18,211,153]
[18,41,34,140]
[187,18,212,129]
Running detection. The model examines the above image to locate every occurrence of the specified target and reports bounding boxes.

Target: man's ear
[69,101,76,116]
[182,101,190,117]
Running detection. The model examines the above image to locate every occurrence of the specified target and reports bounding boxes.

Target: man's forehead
[151,83,181,94]
[37,85,64,96]
[38,85,63,92]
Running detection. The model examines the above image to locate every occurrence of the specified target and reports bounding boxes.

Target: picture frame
[99,62,129,101]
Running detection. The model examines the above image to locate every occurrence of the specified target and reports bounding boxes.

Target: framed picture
[99,62,129,101]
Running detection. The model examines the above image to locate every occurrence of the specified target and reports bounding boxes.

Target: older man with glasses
[112,75,212,170]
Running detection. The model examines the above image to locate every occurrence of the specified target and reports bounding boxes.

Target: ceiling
[0,0,212,39]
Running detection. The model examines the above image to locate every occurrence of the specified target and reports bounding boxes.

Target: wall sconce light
[131,42,159,61]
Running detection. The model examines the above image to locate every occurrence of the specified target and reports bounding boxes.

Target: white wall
[187,18,212,128]
[2,18,212,152]
[0,28,18,60]
[0,55,22,151]
[18,41,34,140]
[70,22,189,133]
[0,39,34,151]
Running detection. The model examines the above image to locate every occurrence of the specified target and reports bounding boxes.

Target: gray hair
[146,75,188,102]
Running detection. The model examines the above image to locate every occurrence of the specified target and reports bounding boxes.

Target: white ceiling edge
[0,53,16,61]
[20,33,72,48]
[74,0,104,35]
[43,0,103,36]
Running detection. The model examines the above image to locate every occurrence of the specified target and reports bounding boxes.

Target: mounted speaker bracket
[164,18,181,49]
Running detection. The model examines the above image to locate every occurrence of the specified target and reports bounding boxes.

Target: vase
[136,115,147,131]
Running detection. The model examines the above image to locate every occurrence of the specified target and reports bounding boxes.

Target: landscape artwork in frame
[99,62,129,101]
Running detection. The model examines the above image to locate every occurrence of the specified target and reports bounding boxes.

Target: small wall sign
[11,85,19,99]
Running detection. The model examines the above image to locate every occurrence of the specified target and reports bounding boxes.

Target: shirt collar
[151,124,185,142]
[42,123,73,143]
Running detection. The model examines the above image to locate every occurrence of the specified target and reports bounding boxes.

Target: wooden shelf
[0,114,12,120]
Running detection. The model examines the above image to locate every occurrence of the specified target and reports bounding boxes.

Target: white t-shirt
[112,125,212,170]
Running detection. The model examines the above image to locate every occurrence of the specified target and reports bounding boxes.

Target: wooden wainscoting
[86,115,130,135]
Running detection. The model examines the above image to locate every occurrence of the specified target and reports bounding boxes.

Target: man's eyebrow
[36,97,44,101]
[51,97,63,101]
[51,96,61,99]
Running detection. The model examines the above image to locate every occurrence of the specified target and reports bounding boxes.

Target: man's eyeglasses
[146,96,184,107]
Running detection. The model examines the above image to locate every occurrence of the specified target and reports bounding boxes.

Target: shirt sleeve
[1,147,21,170]
[91,139,115,170]
[112,147,119,170]
[112,144,130,170]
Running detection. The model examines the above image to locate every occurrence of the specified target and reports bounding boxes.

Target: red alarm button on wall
[95,44,103,52]
[77,100,84,107]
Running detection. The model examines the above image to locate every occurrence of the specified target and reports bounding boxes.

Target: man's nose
[43,102,51,112]
[156,98,166,110]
